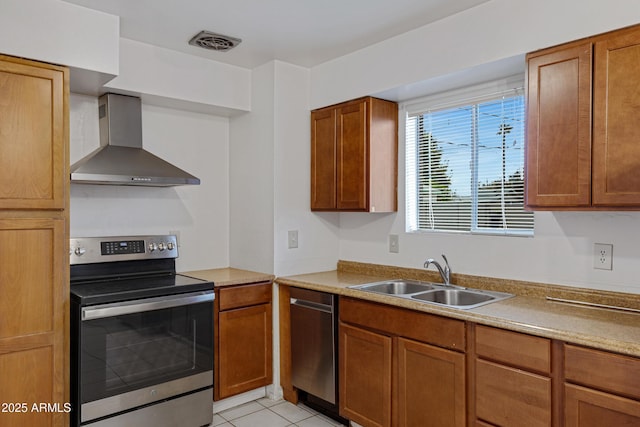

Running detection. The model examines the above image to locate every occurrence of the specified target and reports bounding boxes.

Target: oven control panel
[70,235,178,264]
[101,240,145,255]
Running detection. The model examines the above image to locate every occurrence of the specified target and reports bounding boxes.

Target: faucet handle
[441,254,451,284]
[441,254,450,271]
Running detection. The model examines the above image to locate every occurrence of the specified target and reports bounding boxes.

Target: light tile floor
[212,398,346,427]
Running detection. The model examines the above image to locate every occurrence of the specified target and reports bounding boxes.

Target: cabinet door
[311,108,337,210]
[336,100,368,210]
[0,218,67,427]
[475,359,552,427]
[397,338,465,427]
[565,384,640,427]
[592,26,640,205]
[525,43,592,208]
[339,322,392,427]
[218,303,273,399]
[0,56,67,210]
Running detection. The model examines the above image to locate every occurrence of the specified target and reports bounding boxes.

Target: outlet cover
[288,230,299,249]
[389,234,399,253]
[593,243,613,270]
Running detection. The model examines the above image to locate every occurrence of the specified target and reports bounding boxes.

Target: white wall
[339,160,640,294]
[0,0,119,94]
[272,61,340,276]
[229,60,341,277]
[229,63,276,273]
[106,38,252,115]
[69,94,230,272]
[310,0,640,108]
[303,0,640,294]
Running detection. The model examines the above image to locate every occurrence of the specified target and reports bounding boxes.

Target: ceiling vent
[188,30,242,52]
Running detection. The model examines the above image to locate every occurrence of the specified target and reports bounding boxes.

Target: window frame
[403,75,533,237]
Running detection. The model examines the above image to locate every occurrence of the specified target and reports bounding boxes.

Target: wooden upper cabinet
[311,108,337,209]
[526,42,592,208]
[336,101,368,210]
[0,55,68,210]
[592,26,640,206]
[310,97,398,212]
[526,23,640,209]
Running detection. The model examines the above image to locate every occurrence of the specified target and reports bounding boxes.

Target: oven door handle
[81,290,214,321]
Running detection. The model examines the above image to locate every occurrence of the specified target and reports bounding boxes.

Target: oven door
[77,291,214,424]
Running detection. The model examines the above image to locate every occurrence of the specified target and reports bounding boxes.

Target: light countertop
[181,267,274,288]
[275,263,640,358]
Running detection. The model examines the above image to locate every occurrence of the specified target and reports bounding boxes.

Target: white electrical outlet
[389,234,399,253]
[288,230,299,249]
[593,243,613,270]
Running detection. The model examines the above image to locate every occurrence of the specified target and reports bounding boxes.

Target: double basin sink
[349,279,513,310]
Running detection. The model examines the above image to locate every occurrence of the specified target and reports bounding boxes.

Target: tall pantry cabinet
[0,54,69,427]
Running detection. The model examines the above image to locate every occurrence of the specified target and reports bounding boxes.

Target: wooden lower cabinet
[0,218,68,427]
[473,325,554,427]
[397,338,465,427]
[339,322,392,427]
[564,344,640,426]
[565,384,640,426]
[338,297,466,427]
[475,359,552,426]
[215,282,273,400]
[334,298,640,427]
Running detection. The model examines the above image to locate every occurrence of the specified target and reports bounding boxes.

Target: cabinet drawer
[476,359,552,427]
[218,282,272,311]
[340,297,465,351]
[475,325,551,374]
[565,344,640,400]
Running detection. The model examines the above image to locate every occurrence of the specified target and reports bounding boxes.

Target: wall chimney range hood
[71,93,201,186]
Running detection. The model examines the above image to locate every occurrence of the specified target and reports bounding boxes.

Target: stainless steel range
[70,235,214,427]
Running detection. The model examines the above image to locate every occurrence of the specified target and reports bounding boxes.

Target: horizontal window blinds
[405,78,533,235]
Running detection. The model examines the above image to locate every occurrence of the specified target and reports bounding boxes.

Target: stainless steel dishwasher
[290,288,344,422]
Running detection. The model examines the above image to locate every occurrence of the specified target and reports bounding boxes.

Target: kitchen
[1,0,640,426]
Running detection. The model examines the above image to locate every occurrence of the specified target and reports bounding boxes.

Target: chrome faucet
[424,254,451,286]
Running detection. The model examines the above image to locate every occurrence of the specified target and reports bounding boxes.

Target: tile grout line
[215,398,341,427]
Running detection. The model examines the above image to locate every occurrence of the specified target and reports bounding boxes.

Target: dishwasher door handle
[290,298,333,314]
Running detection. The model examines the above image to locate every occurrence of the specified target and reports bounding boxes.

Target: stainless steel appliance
[70,235,214,427]
[71,93,200,186]
[290,288,346,424]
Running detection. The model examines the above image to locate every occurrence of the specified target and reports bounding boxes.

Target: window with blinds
[405,81,533,236]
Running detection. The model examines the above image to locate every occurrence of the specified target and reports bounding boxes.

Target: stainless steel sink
[354,280,434,295]
[349,280,513,309]
[411,288,511,309]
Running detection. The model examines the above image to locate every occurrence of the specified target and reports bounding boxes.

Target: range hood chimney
[71,93,200,186]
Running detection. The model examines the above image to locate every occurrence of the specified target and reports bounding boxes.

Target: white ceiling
[62,0,489,69]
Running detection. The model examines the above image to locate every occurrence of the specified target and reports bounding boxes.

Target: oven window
[80,301,213,404]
